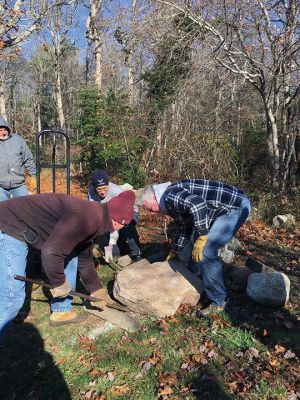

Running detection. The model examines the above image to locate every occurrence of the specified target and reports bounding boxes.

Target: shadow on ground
[0,322,71,400]
[224,291,300,357]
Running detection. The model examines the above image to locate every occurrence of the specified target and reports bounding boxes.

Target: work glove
[92,244,104,259]
[192,235,208,262]
[166,249,178,261]
[30,176,37,192]
[90,287,111,308]
[104,245,120,263]
[50,280,71,298]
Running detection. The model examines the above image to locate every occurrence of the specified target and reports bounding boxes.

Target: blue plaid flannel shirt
[163,179,245,251]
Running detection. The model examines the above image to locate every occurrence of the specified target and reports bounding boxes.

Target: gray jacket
[0,116,36,189]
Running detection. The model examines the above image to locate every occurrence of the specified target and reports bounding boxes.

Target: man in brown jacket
[0,190,135,341]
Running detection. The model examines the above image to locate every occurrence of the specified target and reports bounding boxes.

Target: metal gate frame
[35,129,70,194]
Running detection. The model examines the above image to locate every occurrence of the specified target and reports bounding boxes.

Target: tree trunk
[89,0,103,90]
[127,58,135,106]
[127,0,138,106]
[55,59,65,130]
[265,101,280,186]
[0,80,7,120]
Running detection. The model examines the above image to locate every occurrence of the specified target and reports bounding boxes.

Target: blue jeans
[176,197,251,306]
[0,232,78,343]
[0,185,28,201]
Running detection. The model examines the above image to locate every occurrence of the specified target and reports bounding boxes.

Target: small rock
[219,237,241,264]
[273,214,296,228]
[141,362,153,372]
[246,257,276,273]
[246,272,290,307]
[118,255,133,267]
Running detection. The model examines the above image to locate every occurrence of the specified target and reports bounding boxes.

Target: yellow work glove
[192,235,208,262]
[30,176,37,192]
[90,287,111,308]
[166,249,177,261]
[50,280,71,298]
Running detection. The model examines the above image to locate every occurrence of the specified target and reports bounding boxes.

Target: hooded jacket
[0,116,36,189]
[0,193,113,292]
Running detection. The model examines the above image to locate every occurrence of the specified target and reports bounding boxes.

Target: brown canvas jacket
[0,193,113,292]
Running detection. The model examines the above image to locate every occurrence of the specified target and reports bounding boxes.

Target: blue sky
[21,0,132,63]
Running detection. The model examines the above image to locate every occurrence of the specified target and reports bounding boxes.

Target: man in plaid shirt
[135,179,251,314]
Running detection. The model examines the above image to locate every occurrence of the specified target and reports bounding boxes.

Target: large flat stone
[113,260,203,318]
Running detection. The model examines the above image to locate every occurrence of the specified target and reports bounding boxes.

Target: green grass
[212,324,267,352]
[1,258,299,400]
[245,379,287,400]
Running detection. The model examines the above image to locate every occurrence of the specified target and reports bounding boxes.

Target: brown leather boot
[49,309,88,327]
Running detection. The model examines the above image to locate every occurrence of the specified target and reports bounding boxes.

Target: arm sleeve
[41,213,94,287]
[166,188,209,250]
[109,230,119,245]
[77,244,104,293]
[22,139,36,177]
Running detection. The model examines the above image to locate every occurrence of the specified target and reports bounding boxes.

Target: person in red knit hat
[0,190,135,341]
[107,190,135,227]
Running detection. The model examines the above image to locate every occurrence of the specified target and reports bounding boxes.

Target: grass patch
[245,379,287,400]
[212,325,267,352]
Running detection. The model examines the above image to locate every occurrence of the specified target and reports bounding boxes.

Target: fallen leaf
[158,387,173,395]
[90,369,102,378]
[283,321,294,329]
[106,371,116,381]
[283,350,296,359]
[148,350,162,366]
[269,358,281,367]
[263,371,272,379]
[246,348,259,358]
[275,344,286,353]
[110,384,130,396]
[227,382,238,391]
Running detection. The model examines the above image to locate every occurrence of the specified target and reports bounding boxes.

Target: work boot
[49,309,88,327]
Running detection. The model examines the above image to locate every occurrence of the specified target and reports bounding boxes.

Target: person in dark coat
[0,190,135,341]
[88,169,142,262]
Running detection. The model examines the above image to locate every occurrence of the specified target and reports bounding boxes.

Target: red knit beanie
[107,190,135,225]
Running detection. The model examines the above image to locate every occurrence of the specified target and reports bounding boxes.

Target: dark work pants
[94,220,141,257]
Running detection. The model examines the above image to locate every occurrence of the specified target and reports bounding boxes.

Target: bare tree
[86,0,104,89]
[0,0,50,50]
[157,0,300,187]
[46,0,79,130]
[0,1,52,117]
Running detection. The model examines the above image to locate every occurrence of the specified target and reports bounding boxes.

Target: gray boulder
[246,272,290,307]
[113,259,203,318]
[273,214,296,228]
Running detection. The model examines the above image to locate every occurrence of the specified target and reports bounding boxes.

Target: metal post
[35,129,71,194]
